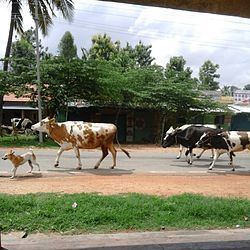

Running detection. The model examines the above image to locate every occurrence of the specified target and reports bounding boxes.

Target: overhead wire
[5,3,250,51]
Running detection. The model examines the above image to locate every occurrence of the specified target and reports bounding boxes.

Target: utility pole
[34,0,43,143]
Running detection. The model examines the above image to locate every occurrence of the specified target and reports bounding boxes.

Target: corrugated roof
[228,104,250,113]
[3,106,38,110]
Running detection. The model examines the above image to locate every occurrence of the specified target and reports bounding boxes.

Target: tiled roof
[3,94,31,102]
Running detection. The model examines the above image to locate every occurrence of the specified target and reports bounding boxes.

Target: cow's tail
[115,133,131,158]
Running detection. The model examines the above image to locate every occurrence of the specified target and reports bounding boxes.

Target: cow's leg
[188,148,194,165]
[211,149,215,159]
[73,147,82,170]
[227,151,235,171]
[185,149,190,163]
[54,147,64,168]
[108,144,117,169]
[209,150,220,170]
[94,146,109,169]
[176,145,183,159]
[196,149,205,159]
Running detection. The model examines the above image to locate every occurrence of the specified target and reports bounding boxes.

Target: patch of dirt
[0,174,249,198]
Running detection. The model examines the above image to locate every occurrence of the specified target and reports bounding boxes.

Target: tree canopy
[1,31,223,118]
[58,31,77,60]
[199,60,220,90]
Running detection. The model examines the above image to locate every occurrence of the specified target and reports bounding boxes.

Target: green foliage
[88,33,119,61]
[0,135,57,148]
[199,60,220,90]
[165,56,192,80]
[58,31,78,60]
[0,193,249,233]
[0,70,12,95]
[114,41,155,69]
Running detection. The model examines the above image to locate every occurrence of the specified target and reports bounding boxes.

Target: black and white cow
[163,124,217,159]
[196,130,250,171]
[11,118,33,134]
[162,125,218,164]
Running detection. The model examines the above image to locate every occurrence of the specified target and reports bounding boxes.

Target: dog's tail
[28,147,36,160]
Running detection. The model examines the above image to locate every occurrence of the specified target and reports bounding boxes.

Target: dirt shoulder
[0,173,249,198]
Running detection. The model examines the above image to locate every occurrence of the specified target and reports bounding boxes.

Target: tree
[1,0,74,133]
[88,33,119,61]
[133,40,155,67]
[114,41,155,70]
[58,31,77,60]
[10,30,36,75]
[221,85,231,96]
[165,56,192,82]
[243,84,250,90]
[199,60,220,90]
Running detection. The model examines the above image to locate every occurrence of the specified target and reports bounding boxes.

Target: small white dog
[2,149,40,179]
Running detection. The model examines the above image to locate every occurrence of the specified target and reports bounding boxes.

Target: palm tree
[0,0,74,133]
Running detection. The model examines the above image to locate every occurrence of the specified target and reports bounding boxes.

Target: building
[3,94,38,126]
[233,90,250,105]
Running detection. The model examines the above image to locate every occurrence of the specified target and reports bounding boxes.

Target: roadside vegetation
[0,193,249,234]
[0,134,57,148]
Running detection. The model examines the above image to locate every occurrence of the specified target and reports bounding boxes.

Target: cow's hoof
[94,166,99,169]
[76,167,82,170]
[196,156,201,159]
[208,167,213,170]
[54,163,59,168]
[232,168,235,171]
[176,156,180,159]
[110,166,115,169]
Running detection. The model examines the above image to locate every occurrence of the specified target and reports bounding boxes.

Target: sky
[1,0,250,89]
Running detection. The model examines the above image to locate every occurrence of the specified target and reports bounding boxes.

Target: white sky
[1,0,250,88]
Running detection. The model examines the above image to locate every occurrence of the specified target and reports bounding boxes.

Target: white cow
[31,117,130,169]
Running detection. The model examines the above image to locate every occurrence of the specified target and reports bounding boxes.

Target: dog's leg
[34,162,40,171]
[27,160,33,173]
[10,167,17,179]
[31,159,40,171]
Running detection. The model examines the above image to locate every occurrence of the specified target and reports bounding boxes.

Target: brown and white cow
[31,117,130,169]
[196,130,250,170]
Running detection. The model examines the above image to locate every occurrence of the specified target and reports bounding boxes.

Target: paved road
[2,229,250,250]
[0,146,250,177]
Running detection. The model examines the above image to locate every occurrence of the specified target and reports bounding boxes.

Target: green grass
[0,193,249,234]
[0,134,57,148]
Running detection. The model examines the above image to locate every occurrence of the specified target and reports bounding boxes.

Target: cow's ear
[48,113,55,119]
[49,118,56,125]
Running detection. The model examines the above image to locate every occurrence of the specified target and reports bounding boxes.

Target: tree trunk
[0,2,15,135]
[160,113,167,145]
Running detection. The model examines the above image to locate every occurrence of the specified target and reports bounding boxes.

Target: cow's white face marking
[164,126,175,140]
[31,117,51,133]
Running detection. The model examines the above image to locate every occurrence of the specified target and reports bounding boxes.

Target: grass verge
[0,193,249,234]
[0,135,57,148]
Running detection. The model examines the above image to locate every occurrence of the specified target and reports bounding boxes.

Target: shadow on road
[46,168,134,176]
